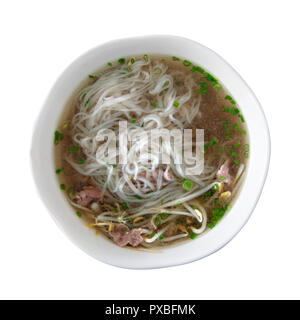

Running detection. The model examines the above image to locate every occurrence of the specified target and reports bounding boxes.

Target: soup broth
[54,54,249,249]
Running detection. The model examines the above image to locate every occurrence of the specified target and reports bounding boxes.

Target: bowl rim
[30,35,271,269]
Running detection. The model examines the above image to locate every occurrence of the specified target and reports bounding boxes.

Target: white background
[0,0,299,300]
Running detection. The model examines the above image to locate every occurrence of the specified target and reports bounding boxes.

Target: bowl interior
[31,35,270,269]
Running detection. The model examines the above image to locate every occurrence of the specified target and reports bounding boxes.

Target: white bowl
[30,35,270,269]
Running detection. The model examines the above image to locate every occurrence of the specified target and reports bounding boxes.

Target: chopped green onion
[150,102,157,107]
[69,146,78,152]
[78,159,85,164]
[219,176,225,181]
[143,54,149,62]
[130,58,135,64]
[60,184,65,190]
[225,135,231,140]
[182,179,193,191]
[238,114,245,123]
[172,56,180,61]
[54,130,63,145]
[230,107,239,115]
[130,119,136,123]
[56,167,64,174]
[173,101,180,107]
[212,184,219,191]
[88,74,96,78]
[159,234,164,240]
[234,159,239,164]
[118,58,125,64]
[76,211,82,218]
[199,82,208,89]
[196,88,207,94]
[107,62,112,67]
[204,144,209,150]
[122,202,128,210]
[84,100,90,107]
[190,66,197,72]
[205,190,212,197]
[234,142,241,148]
[135,195,143,200]
[223,106,230,112]
[112,164,117,168]
[209,139,216,146]
[189,232,197,239]
[233,123,239,130]
[196,66,204,73]
[113,208,118,213]
[149,232,155,238]
[183,60,192,66]
[232,152,237,157]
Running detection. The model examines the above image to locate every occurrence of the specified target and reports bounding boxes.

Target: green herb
[154,67,162,74]
[172,56,180,61]
[56,167,64,174]
[122,202,128,210]
[234,159,239,164]
[149,232,155,238]
[209,139,216,146]
[130,119,136,123]
[143,54,149,62]
[238,114,245,123]
[225,95,236,105]
[189,232,197,239]
[232,152,237,157]
[195,66,204,73]
[217,146,222,152]
[60,184,65,190]
[205,190,212,197]
[233,124,239,130]
[69,146,78,152]
[107,62,113,67]
[204,144,209,150]
[219,176,225,181]
[118,58,125,64]
[159,234,164,240]
[212,184,219,191]
[88,74,96,78]
[112,164,117,168]
[196,88,207,94]
[182,179,193,191]
[76,211,82,218]
[225,135,231,140]
[230,107,239,115]
[130,58,135,64]
[183,60,192,66]
[150,102,157,107]
[234,142,241,148]
[135,195,142,200]
[173,101,180,107]
[223,106,230,112]
[190,66,197,72]
[84,100,90,107]
[54,130,63,145]
[199,81,208,89]
[113,208,118,213]
[77,159,84,164]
